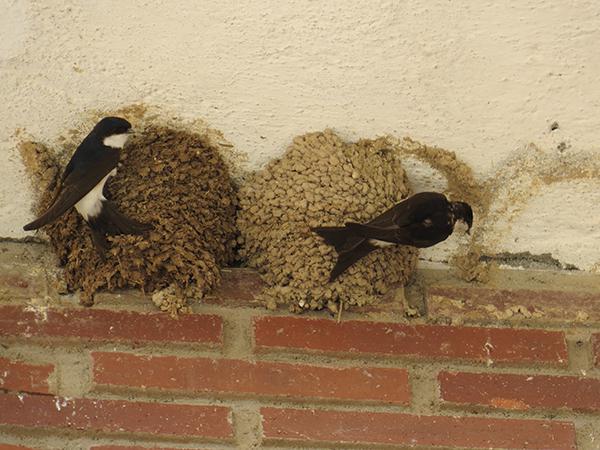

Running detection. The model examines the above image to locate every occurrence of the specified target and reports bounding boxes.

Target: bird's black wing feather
[311,226,365,254]
[368,192,447,228]
[347,192,450,245]
[90,200,153,235]
[344,222,416,245]
[23,144,119,230]
[329,241,376,282]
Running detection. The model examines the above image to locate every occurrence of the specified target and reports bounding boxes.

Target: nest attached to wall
[21,124,238,313]
[237,130,418,313]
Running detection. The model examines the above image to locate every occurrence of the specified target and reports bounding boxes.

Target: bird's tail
[87,201,152,254]
[90,228,110,256]
[311,225,377,281]
[329,241,377,282]
[91,200,153,236]
[311,226,352,253]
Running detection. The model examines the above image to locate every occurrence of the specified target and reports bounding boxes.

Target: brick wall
[0,243,599,449]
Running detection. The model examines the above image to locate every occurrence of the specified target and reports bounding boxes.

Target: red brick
[593,333,600,367]
[92,352,409,404]
[428,286,600,325]
[0,393,232,440]
[261,407,576,449]
[0,272,41,301]
[254,316,567,366]
[0,305,222,345]
[91,447,207,450]
[0,357,53,394]
[0,274,29,290]
[0,244,58,300]
[0,445,37,450]
[440,371,600,412]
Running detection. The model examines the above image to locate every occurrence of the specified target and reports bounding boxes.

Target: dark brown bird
[23,117,152,254]
[312,192,473,281]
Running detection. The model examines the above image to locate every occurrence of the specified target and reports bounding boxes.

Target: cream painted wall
[2,0,600,270]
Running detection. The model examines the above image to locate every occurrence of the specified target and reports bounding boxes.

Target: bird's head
[93,117,133,149]
[451,201,473,234]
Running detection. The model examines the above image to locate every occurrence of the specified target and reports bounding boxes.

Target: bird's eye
[423,218,433,227]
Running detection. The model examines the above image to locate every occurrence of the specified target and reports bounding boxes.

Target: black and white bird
[23,117,152,254]
[312,192,473,281]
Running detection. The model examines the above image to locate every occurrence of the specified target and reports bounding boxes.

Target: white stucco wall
[2,0,600,270]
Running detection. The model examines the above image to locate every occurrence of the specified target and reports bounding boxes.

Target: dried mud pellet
[20,124,238,310]
[237,130,418,313]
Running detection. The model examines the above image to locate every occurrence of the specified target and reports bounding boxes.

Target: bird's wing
[349,192,450,244]
[367,192,447,228]
[329,241,377,282]
[40,153,78,213]
[23,148,119,230]
[345,221,413,245]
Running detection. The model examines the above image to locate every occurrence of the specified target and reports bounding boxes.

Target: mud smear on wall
[386,136,491,282]
[477,144,600,273]
[19,107,238,315]
[238,130,418,313]
[384,137,600,280]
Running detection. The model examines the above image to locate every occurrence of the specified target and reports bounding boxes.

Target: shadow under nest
[25,125,239,306]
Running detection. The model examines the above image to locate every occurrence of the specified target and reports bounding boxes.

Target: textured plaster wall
[2,0,600,270]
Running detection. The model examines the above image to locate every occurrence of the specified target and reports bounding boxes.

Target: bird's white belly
[75,169,116,221]
[369,239,396,248]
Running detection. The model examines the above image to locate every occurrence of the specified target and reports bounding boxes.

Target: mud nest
[237,130,418,312]
[21,124,238,312]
